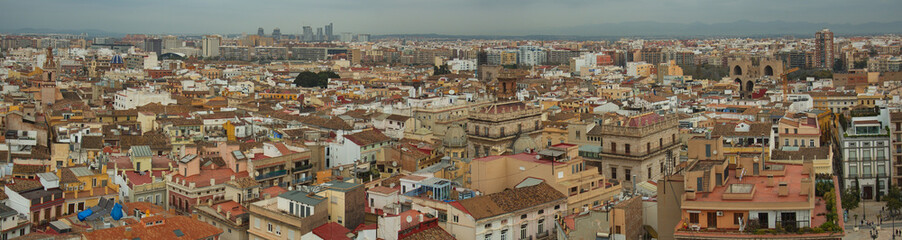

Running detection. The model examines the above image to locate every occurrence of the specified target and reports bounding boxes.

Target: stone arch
[745,81,755,92]
[734,78,743,90]
[733,65,743,76]
[764,65,774,76]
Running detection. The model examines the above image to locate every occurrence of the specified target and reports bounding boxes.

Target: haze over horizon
[2,0,901,36]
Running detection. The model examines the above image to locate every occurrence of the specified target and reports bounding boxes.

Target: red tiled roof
[172,168,249,188]
[311,222,352,240]
[82,215,222,240]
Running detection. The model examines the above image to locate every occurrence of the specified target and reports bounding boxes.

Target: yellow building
[58,166,119,215]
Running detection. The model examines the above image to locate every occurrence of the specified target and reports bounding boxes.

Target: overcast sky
[2,0,900,35]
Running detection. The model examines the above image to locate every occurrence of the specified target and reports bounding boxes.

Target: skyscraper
[815,29,834,69]
[162,35,180,50]
[324,23,333,41]
[316,27,324,41]
[143,38,162,56]
[302,26,313,42]
[202,35,221,58]
[272,28,281,41]
[257,27,265,37]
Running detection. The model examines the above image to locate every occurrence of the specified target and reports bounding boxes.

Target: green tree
[842,187,860,211]
[886,185,902,217]
[853,60,868,69]
[294,71,325,88]
[432,64,451,75]
[317,71,340,80]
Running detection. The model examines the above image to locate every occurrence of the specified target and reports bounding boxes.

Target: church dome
[511,134,537,154]
[442,124,467,148]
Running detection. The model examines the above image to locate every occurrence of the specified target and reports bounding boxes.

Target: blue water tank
[110,203,123,220]
[77,209,93,221]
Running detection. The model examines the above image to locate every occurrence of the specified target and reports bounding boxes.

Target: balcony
[293,164,313,172]
[256,169,287,180]
[292,176,314,184]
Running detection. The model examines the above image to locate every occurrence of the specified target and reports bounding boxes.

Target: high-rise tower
[257,27,265,37]
[815,29,834,69]
[272,28,281,41]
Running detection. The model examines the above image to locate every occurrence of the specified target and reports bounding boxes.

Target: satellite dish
[392,161,398,167]
[449,90,455,95]
[339,166,344,171]
[406,216,413,223]
[254,171,259,177]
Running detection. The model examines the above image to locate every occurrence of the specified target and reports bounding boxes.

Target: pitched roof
[81,215,222,240]
[344,129,390,146]
[456,182,565,220]
[311,222,352,240]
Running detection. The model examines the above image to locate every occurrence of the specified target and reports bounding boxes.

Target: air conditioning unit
[716,211,724,217]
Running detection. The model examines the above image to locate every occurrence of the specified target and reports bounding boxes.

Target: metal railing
[256,170,287,180]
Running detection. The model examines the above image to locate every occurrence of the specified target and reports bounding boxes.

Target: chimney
[418,214,423,223]
[800,178,811,196]
[124,227,133,239]
[217,205,222,213]
[210,178,216,186]
[230,175,236,181]
[236,216,243,225]
[686,188,696,200]
[766,175,775,187]
[226,211,232,219]
[778,182,789,196]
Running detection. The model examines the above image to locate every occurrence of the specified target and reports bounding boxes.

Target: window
[485,223,492,229]
[521,214,527,219]
[611,142,617,153]
[625,144,631,154]
[784,139,789,147]
[648,167,652,179]
[794,129,798,134]
[575,130,580,139]
[521,224,528,237]
[849,150,858,161]
[500,229,508,240]
[267,223,273,232]
[863,149,872,160]
[625,169,631,181]
[784,128,789,134]
[810,139,815,147]
[484,233,492,240]
[690,212,700,224]
[705,144,711,157]
[734,213,744,224]
[538,219,545,232]
[453,215,459,223]
[611,167,617,179]
[255,217,260,229]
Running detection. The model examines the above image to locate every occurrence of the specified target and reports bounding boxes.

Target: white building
[447,58,477,71]
[202,35,221,58]
[113,87,176,110]
[518,46,546,66]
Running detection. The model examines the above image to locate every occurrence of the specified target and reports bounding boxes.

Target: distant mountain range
[3,20,901,40]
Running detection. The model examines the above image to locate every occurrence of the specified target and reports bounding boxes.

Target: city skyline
[2,0,901,36]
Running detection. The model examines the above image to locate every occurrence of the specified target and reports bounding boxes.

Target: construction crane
[781,67,800,103]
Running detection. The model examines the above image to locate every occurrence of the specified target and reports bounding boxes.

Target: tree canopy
[294,70,338,88]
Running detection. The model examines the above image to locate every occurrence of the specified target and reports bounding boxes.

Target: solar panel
[173,229,185,237]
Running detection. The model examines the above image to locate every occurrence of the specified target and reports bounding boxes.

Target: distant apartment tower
[202,35,221,58]
[356,34,370,42]
[324,23,333,41]
[162,35,180,50]
[340,32,354,42]
[257,27,264,37]
[815,29,834,69]
[316,27,324,41]
[143,38,162,56]
[518,46,545,66]
[302,26,314,41]
[272,28,281,40]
